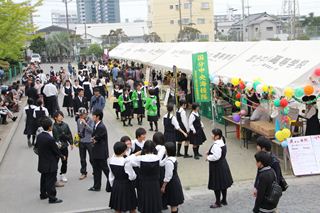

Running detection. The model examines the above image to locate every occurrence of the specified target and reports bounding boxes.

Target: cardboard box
[250,121,275,138]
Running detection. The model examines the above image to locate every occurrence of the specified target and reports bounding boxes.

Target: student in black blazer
[89,109,110,192]
[35,117,65,204]
[73,87,88,120]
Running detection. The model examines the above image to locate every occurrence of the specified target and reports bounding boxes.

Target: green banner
[192,52,211,103]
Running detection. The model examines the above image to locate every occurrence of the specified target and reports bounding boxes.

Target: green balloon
[274,99,280,107]
[253,81,261,91]
[283,107,289,115]
[294,88,304,98]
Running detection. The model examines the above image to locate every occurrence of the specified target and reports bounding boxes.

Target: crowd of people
[12,60,287,213]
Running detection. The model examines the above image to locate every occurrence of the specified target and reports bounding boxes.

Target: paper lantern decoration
[239,82,246,90]
[281,140,288,148]
[294,88,304,98]
[256,84,263,94]
[274,99,280,107]
[314,68,320,77]
[282,128,291,139]
[280,98,288,108]
[262,85,269,93]
[213,77,220,85]
[236,93,241,99]
[253,81,261,91]
[232,114,241,122]
[304,85,314,96]
[235,101,241,108]
[283,107,289,115]
[246,82,253,90]
[240,109,247,116]
[222,77,229,85]
[275,131,285,142]
[231,78,240,86]
[284,87,294,99]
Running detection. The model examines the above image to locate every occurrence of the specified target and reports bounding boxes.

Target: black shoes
[209,204,221,208]
[88,187,101,192]
[40,194,48,200]
[27,139,32,148]
[194,155,200,160]
[221,201,228,206]
[49,199,63,204]
[184,154,193,158]
[12,116,17,122]
[176,153,183,157]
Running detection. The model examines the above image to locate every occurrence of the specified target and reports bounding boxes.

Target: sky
[30,0,320,28]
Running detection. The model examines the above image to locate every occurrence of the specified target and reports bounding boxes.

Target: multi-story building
[51,11,78,26]
[148,0,214,42]
[76,0,120,24]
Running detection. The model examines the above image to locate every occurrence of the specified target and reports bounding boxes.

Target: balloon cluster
[275,128,291,142]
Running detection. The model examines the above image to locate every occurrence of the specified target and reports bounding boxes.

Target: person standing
[52,111,73,183]
[73,79,81,97]
[176,100,192,158]
[43,79,59,117]
[77,108,94,180]
[207,128,233,209]
[189,103,207,160]
[25,82,38,104]
[303,95,320,136]
[118,88,133,127]
[33,99,49,130]
[152,81,161,118]
[132,83,146,125]
[62,80,74,117]
[68,62,73,76]
[113,84,122,120]
[35,117,64,204]
[90,88,105,113]
[23,98,37,147]
[83,78,93,102]
[73,87,88,120]
[146,89,158,132]
[89,109,110,192]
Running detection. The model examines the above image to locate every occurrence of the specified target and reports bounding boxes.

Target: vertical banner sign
[192,52,211,103]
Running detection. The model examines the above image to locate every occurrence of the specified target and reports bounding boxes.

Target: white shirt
[162,113,180,130]
[306,106,317,119]
[33,106,49,118]
[83,81,93,94]
[62,86,73,96]
[156,145,167,166]
[43,83,58,97]
[131,139,144,152]
[78,76,85,82]
[189,112,203,133]
[129,153,167,167]
[207,139,225,162]
[164,157,177,183]
[108,156,136,187]
[38,73,47,84]
[178,107,189,132]
[95,120,101,129]
[24,105,36,114]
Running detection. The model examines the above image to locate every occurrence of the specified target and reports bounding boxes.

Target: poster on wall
[287,136,320,176]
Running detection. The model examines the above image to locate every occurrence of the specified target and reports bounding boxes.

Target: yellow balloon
[235,101,241,108]
[275,131,285,142]
[284,87,294,99]
[231,78,240,86]
[262,85,269,93]
[282,128,291,139]
[144,81,149,86]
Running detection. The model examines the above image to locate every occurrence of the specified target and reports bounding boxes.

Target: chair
[290,121,304,137]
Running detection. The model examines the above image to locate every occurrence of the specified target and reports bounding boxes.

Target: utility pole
[293,0,296,39]
[63,0,72,59]
[242,0,245,41]
[246,0,251,16]
[189,0,193,25]
[178,0,183,41]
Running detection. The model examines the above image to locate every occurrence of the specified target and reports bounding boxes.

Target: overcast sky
[31,0,320,28]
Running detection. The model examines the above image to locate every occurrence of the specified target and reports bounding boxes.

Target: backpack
[265,171,282,206]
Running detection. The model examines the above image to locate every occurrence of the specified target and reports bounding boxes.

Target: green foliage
[0,0,42,61]
[101,28,128,45]
[178,26,201,41]
[296,34,310,40]
[143,32,162,42]
[86,44,103,57]
[29,36,46,54]
[300,13,320,37]
[45,32,72,61]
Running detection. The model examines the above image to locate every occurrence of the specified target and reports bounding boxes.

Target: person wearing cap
[77,108,94,180]
[302,95,320,136]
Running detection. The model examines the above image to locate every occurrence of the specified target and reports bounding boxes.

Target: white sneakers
[60,174,68,182]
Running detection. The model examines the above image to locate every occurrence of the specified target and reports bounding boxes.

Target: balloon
[294,87,304,98]
[232,114,241,122]
[239,82,246,90]
[281,140,288,148]
[246,82,253,90]
[314,68,320,76]
[262,85,269,93]
[235,101,241,108]
[275,131,285,142]
[280,98,288,108]
[253,81,261,91]
[282,128,291,139]
[213,77,220,85]
[274,99,281,107]
[231,78,240,86]
[222,77,229,85]
[304,85,314,96]
[283,107,289,115]
[284,87,294,99]
[236,93,241,99]
[240,109,247,116]
[256,84,264,94]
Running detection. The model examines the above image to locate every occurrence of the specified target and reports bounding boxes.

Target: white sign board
[288,136,320,176]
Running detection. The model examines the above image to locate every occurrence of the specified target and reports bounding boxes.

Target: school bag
[265,171,282,206]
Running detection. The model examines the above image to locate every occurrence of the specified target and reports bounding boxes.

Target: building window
[199,34,209,40]
[170,20,174,24]
[184,3,190,9]
[175,4,179,10]
[197,18,205,24]
[182,18,190,25]
[201,2,210,9]
[255,27,259,32]
[266,26,273,31]
[169,5,173,9]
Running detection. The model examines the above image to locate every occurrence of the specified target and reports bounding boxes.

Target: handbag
[265,171,283,206]
[279,176,289,192]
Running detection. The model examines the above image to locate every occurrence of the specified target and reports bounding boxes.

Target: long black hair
[212,128,226,144]
[142,140,157,155]
[153,132,165,146]
[166,103,174,118]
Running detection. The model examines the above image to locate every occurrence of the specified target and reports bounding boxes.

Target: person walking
[146,89,158,132]
[33,99,49,130]
[112,84,122,120]
[35,117,65,204]
[206,128,233,209]
[43,79,59,117]
[23,98,37,147]
[89,110,110,192]
[73,87,88,120]
[118,88,133,127]
[90,88,105,113]
[176,100,192,158]
[62,80,74,117]
[77,108,94,180]
[132,83,146,125]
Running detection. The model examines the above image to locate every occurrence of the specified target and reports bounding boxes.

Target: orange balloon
[304,85,314,96]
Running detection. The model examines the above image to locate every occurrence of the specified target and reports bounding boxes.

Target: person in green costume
[146,89,158,131]
[132,82,146,125]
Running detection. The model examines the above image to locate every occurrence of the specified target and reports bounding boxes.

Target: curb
[0,98,26,165]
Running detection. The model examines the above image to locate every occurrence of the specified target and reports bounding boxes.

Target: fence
[4,62,23,84]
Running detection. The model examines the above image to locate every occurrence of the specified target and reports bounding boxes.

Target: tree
[178,26,201,41]
[101,28,128,46]
[29,36,46,55]
[300,13,320,37]
[45,32,72,62]
[0,0,42,62]
[86,44,103,58]
[143,32,162,42]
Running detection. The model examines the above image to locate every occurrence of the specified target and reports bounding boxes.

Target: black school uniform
[24,105,37,135]
[62,86,73,107]
[33,106,49,129]
[163,114,179,143]
[176,108,188,142]
[154,86,161,117]
[113,89,122,112]
[134,92,145,116]
[305,107,320,136]
[189,112,206,145]
[207,139,233,190]
[163,157,184,206]
[108,156,137,212]
[131,140,144,189]
[83,83,93,101]
[73,86,80,97]
[121,94,133,120]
